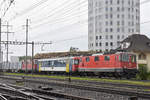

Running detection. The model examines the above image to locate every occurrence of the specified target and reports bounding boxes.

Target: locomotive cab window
[86,57,90,62]
[80,58,82,62]
[74,59,79,65]
[104,56,110,61]
[94,56,99,61]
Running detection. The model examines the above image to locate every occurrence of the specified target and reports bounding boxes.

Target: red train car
[21,61,37,72]
[78,52,137,78]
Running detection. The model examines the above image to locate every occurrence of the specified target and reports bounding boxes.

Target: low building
[119,34,150,71]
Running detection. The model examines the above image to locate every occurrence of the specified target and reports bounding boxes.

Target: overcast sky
[0,0,150,61]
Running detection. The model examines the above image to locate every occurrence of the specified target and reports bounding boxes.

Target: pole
[26,19,29,73]
[6,22,9,63]
[0,18,2,69]
[32,41,34,74]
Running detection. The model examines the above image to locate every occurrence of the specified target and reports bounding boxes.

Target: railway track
[0,75,150,99]
[3,74,150,90]
[0,83,92,100]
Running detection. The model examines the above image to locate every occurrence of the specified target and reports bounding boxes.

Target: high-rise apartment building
[88,0,140,52]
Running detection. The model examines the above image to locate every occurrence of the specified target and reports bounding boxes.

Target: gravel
[0,78,149,100]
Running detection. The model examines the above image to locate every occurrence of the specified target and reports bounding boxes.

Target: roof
[120,34,150,52]
[34,51,95,59]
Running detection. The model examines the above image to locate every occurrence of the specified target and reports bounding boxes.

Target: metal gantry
[0,40,52,73]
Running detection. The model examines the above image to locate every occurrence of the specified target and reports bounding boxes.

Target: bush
[136,64,148,80]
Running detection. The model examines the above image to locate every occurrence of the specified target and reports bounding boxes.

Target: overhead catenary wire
[2,0,14,18]
[12,0,87,32]
[30,7,88,29]
[8,0,49,21]
[14,4,88,33]
[8,0,78,22]
[32,0,87,24]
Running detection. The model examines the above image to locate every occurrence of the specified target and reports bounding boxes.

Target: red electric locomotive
[71,57,80,72]
[78,52,137,78]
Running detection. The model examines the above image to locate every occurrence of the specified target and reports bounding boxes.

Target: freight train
[1,52,137,78]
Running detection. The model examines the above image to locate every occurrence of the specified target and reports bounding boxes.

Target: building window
[96,36,98,40]
[122,21,124,26]
[117,0,120,4]
[110,42,113,46]
[96,43,98,46]
[110,28,113,32]
[128,1,130,5]
[110,14,113,18]
[99,36,102,39]
[128,22,130,26]
[106,35,108,39]
[95,2,97,7]
[106,21,108,26]
[106,14,108,19]
[110,21,113,25]
[110,7,113,11]
[99,8,102,12]
[128,8,130,12]
[138,53,146,60]
[99,42,102,46]
[105,0,108,4]
[117,41,120,46]
[128,28,131,33]
[106,7,108,11]
[122,0,124,4]
[132,29,134,33]
[105,42,108,46]
[117,14,120,18]
[122,7,124,11]
[122,28,124,32]
[117,35,120,39]
[99,15,101,19]
[110,35,113,39]
[117,21,120,25]
[110,0,113,4]
[105,28,108,32]
[117,28,120,32]
[117,7,120,11]
[122,14,124,19]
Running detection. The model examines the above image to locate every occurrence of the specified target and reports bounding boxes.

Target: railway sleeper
[32,89,92,100]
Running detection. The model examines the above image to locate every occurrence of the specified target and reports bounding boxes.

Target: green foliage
[136,64,148,80]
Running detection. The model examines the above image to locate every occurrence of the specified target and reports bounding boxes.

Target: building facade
[88,0,140,52]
